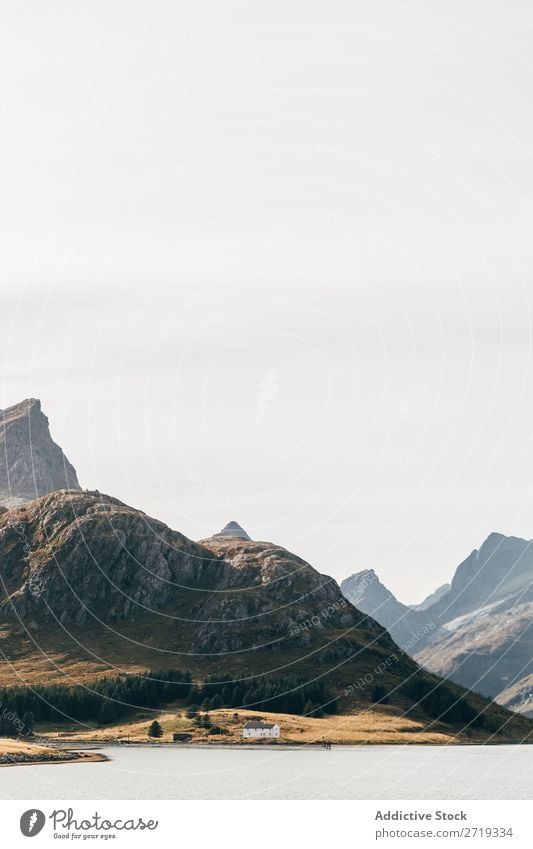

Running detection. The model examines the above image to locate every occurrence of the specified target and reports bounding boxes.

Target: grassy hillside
[38,702,532,747]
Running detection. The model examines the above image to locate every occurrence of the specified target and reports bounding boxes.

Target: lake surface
[1,745,531,800]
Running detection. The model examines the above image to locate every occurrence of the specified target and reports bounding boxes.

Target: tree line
[188,674,338,716]
[401,676,487,728]
[0,669,337,732]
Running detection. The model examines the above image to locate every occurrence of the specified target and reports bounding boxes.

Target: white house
[242,720,280,739]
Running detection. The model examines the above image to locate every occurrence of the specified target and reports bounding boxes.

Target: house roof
[243,720,277,729]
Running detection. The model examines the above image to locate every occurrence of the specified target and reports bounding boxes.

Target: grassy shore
[0,738,106,767]
[38,705,514,747]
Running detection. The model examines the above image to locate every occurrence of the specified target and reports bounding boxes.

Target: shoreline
[47,738,533,750]
[0,749,108,768]
[2,739,531,767]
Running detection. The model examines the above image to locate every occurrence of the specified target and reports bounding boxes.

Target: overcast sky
[1,1,532,603]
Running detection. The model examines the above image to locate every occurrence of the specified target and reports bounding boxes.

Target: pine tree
[371,685,389,704]
[148,720,163,738]
[21,711,35,735]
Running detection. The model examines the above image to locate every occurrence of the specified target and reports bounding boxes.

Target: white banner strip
[2,800,531,848]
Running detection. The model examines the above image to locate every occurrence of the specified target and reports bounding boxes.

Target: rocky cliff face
[342,533,533,714]
[0,399,80,506]
[0,490,221,625]
[197,532,362,653]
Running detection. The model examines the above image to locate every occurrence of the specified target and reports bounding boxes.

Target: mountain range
[0,488,527,739]
[342,533,533,716]
[0,398,530,740]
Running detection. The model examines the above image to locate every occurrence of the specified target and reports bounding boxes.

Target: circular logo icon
[20,809,46,837]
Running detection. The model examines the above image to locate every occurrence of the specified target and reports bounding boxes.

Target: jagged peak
[341,568,378,585]
[0,398,80,504]
[1,397,41,412]
[1,398,43,424]
[480,531,531,551]
[215,521,251,541]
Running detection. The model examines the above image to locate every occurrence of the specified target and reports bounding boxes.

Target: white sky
[1,0,532,603]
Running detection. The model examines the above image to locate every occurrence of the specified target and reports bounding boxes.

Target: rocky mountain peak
[215,520,251,540]
[341,569,389,604]
[449,531,533,604]
[0,398,80,507]
[340,531,533,716]
[341,568,416,649]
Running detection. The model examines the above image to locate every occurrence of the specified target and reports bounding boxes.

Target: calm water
[1,745,531,800]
